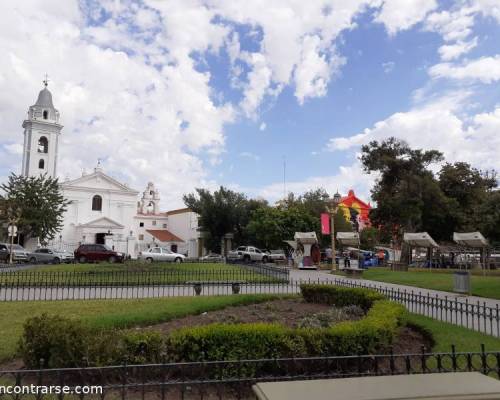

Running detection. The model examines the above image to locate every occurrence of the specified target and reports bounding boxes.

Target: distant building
[339,189,371,231]
[20,82,205,258]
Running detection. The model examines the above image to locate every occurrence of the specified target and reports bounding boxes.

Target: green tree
[183,186,266,252]
[359,227,379,250]
[0,174,69,243]
[360,138,449,243]
[438,162,497,232]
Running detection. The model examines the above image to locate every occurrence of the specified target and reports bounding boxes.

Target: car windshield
[103,245,113,251]
[161,248,172,254]
[271,250,284,254]
[12,245,24,250]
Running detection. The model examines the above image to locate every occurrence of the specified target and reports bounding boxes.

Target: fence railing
[0,346,498,400]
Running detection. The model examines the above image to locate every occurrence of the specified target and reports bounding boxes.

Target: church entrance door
[95,233,106,244]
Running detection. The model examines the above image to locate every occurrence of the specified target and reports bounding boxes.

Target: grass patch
[1,262,282,285]
[0,294,289,363]
[407,313,500,353]
[334,268,500,300]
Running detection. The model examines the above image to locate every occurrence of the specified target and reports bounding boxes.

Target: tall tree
[183,186,264,252]
[0,174,69,243]
[360,138,449,243]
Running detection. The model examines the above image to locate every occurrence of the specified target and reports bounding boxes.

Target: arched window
[38,136,48,153]
[38,159,45,169]
[92,195,102,211]
[43,110,48,119]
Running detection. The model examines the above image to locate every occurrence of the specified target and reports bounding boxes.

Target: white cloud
[259,122,266,131]
[438,37,478,61]
[374,0,438,35]
[429,55,500,83]
[239,151,260,161]
[327,93,500,172]
[470,0,500,23]
[382,61,395,73]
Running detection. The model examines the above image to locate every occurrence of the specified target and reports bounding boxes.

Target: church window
[139,222,144,227]
[38,136,48,153]
[162,223,167,228]
[138,234,144,240]
[38,159,44,169]
[152,220,157,226]
[92,195,102,211]
[43,110,48,119]
[150,191,154,195]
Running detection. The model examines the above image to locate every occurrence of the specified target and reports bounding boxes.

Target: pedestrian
[325,247,333,265]
[344,253,350,268]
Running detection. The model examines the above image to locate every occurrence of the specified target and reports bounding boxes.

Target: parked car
[74,244,125,263]
[268,249,286,262]
[199,253,224,262]
[138,247,186,263]
[227,246,269,263]
[28,248,74,264]
[0,243,29,263]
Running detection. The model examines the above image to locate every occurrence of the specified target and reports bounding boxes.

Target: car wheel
[174,257,183,263]
[262,256,268,263]
[146,257,153,263]
[53,257,61,265]
[109,256,117,263]
[79,256,87,263]
[29,257,37,264]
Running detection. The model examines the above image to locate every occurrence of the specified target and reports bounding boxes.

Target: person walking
[325,247,333,265]
[344,253,351,268]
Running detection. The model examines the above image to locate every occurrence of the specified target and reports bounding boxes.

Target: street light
[326,191,342,271]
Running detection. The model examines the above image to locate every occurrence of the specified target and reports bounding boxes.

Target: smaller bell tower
[138,182,160,214]
[21,76,63,178]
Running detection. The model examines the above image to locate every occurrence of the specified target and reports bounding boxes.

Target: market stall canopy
[403,232,439,248]
[453,232,489,248]
[293,232,318,244]
[337,232,360,246]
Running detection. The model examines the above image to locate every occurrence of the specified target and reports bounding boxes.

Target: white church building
[21,82,204,258]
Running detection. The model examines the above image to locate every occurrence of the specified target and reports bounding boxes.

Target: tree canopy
[0,174,69,242]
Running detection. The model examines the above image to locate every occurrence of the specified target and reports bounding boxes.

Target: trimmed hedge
[300,284,385,311]
[18,314,166,369]
[18,286,407,370]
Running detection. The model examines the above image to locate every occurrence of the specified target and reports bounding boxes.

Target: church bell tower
[21,77,62,178]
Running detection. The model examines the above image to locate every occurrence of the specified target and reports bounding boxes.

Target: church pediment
[78,217,125,229]
[62,171,139,195]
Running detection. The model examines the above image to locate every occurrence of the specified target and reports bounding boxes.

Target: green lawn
[334,268,500,300]
[0,262,284,285]
[0,294,285,363]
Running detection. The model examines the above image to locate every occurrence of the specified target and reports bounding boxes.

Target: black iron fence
[0,346,499,399]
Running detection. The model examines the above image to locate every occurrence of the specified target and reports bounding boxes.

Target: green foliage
[0,173,69,242]
[359,227,379,250]
[18,313,91,368]
[183,186,267,251]
[300,284,385,311]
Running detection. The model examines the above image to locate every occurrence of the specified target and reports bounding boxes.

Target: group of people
[325,247,386,268]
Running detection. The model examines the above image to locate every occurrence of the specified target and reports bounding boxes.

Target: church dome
[34,87,55,108]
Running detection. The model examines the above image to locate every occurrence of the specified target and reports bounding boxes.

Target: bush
[166,300,407,365]
[18,313,91,369]
[300,284,385,310]
[18,314,167,368]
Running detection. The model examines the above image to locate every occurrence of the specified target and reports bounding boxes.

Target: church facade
[21,83,204,258]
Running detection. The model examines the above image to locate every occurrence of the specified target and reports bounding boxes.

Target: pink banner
[321,213,330,235]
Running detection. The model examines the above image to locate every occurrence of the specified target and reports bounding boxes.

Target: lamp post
[327,191,342,271]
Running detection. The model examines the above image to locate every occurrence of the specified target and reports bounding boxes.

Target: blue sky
[0,0,499,207]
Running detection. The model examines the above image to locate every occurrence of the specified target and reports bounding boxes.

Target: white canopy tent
[403,232,439,248]
[453,232,489,248]
[453,232,489,271]
[336,232,360,247]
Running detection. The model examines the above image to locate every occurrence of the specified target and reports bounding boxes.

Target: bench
[342,268,364,279]
[186,281,245,295]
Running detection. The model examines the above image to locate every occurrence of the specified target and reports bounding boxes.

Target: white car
[138,247,186,263]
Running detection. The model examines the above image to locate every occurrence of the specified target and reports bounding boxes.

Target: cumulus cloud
[327,92,500,172]
[429,55,500,83]
[374,0,438,35]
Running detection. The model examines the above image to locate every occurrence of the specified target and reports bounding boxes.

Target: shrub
[18,313,91,369]
[300,284,385,310]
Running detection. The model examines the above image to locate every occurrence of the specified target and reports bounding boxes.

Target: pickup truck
[227,246,269,263]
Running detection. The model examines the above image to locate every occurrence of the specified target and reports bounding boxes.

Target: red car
[74,244,125,263]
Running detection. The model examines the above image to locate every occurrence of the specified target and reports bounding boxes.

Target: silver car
[28,248,75,264]
[138,247,186,263]
[0,243,29,263]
